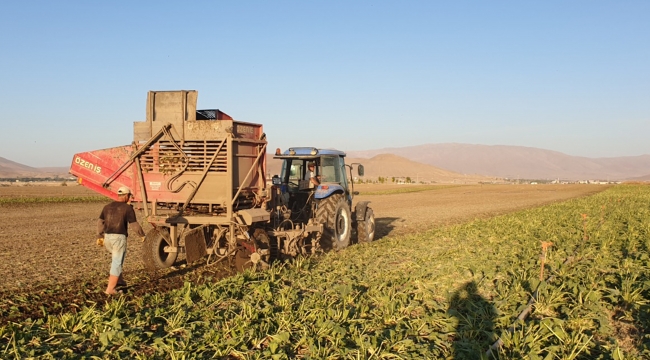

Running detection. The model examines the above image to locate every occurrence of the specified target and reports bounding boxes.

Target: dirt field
[353,183,609,237]
[0,183,608,323]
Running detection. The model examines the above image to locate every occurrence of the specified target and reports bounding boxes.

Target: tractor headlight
[310,148,318,155]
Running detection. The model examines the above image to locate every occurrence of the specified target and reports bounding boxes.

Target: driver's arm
[310,175,320,186]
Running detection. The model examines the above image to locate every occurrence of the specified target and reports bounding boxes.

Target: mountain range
[2,143,649,181]
[347,144,650,181]
[0,157,70,179]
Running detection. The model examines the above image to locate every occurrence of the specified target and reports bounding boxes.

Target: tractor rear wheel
[316,194,351,251]
[357,208,376,243]
[143,227,178,271]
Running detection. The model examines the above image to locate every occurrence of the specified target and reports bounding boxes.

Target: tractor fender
[354,201,372,221]
[314,184,345,199]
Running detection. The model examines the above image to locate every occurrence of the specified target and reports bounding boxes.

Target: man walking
[97,186,146,295]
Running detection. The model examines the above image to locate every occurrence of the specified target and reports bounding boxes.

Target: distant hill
[0,157,69,178]
[348,144,650,181]
[625,174,650,181]
[346,154,493,183]
[266,153,493,184]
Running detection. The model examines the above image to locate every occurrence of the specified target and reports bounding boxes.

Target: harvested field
[353,183,608,238]
[0,183,608,324]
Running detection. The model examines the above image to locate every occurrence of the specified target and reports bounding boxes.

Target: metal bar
[226,134,233,221]
[135,157,149,217]
[235,154,260,158]
[231,138,267,144]
[170,225,178,248]
[180,137,228,213]
[102,123,172,187]
[231,142,267,205]
[146,215,233,226]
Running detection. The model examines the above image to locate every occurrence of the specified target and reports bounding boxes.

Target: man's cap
[308,162,315,166]
[117,186,131,195]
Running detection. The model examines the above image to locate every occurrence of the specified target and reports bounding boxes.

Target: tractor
[269,147,375,253]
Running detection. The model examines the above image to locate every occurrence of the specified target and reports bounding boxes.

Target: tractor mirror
[357,164,364,177]
[272,175,281,185]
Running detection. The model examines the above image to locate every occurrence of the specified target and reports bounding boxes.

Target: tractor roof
[274,147,346,159]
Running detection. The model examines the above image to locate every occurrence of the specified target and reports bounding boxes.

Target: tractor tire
[357,208,376,243]
[316,194,351,251]
[142,227,178,271]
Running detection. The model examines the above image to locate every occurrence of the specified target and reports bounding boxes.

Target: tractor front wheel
[142,227,178,271]
[316,194,351,251]
[356,208,376,243]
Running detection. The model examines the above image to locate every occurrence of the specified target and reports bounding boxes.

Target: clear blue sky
[1,1,648,167]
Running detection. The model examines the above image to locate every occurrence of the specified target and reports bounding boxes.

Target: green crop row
[1,185,648,359]
[0,196,107,205]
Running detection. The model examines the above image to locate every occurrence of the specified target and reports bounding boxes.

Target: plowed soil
[0,183,608,324]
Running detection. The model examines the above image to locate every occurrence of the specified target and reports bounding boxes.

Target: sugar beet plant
[1,185,649,359]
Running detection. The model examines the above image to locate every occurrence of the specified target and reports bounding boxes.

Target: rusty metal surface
[184,227,207,264]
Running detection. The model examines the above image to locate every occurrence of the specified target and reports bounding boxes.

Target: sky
[0,1,648,167]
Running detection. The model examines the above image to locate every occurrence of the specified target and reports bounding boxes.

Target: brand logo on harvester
[236,124,254,135]
[74,156,101,174]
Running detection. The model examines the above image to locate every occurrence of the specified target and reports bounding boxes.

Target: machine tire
[143,227,178,271]
[316,194,351,251]
[357,208,376,243]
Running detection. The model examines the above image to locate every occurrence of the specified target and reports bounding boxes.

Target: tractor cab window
[281,160,303,192]
[282,157,348,190]
[289,163,302,183]
[282,160,316,192]
[320,156,343,184]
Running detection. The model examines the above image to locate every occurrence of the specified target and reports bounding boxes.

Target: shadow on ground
[373,217,400,240]
[448,281,498,359]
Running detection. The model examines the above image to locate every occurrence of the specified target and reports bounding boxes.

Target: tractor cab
[274,147,359,201]
[272,147,362,225]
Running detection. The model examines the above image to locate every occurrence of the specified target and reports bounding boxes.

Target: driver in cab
[305,162,320,189]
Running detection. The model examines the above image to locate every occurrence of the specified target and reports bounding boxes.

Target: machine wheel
[234,228,273,272]
[143,227,178,271]
[316,194,351,251]
[357,208,376,243]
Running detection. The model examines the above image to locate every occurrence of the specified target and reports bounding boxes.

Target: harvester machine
[70,90,376,272]
[70,90,273,271]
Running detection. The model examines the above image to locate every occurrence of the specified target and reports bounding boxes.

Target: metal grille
[196,109,232,121]
[140,140,228,173]
[196,110,218,120]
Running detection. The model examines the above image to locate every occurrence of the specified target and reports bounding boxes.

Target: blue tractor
[270,147,375,255]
